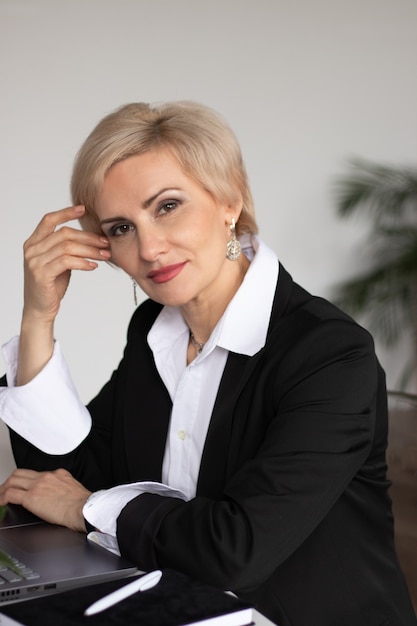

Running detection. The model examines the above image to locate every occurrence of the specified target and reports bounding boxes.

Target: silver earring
[131,278,138,306]
[226,218,241,261]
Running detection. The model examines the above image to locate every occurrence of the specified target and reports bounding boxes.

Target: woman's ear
[224,197,243,226]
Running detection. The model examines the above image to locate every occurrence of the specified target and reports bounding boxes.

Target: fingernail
[99,237,109,244]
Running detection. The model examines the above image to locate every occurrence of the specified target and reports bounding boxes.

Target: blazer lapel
[197,263,295,496]
[197,351,249,497]
[121,302,173,483]
[123,353,172,482]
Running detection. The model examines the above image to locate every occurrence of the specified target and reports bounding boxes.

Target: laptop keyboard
[0,554,40,584]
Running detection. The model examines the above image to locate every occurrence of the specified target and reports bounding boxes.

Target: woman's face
[95,150,240,308]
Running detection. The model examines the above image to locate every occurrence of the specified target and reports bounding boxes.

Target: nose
[136,221,167,263]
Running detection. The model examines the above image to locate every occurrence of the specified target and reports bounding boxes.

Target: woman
[0,102,415,625]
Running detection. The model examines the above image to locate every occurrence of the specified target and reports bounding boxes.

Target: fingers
[25,206,111,268]
[0,469,90,532]
[26,226,111,275]
[0,469,42,498]
[22,207,111,321]
[0,469,36,506]
[29,206,86,243]
[0,468,69,503]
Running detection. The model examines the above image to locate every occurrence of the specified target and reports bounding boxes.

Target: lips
[147,262,187,284]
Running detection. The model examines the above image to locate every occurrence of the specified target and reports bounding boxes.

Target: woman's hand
[17,206,111,385]
[22,206,110,324]
[0,468,91,532]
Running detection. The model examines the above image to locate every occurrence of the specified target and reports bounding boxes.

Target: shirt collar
[148,236,279,358]
[216,235,278,356]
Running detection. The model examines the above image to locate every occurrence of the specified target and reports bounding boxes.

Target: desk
[0,576,278,626]
[0,502,278,625]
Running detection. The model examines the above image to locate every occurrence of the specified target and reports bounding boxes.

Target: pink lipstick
[147,262,187,284]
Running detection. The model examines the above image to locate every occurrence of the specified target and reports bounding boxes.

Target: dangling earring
[226,218,241,261]
[131,278,138,306]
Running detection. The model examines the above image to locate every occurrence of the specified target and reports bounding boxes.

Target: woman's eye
[110,224,134,237]
[158,200,178,215]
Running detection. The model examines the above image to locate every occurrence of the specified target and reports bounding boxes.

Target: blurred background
[0,0,416,481]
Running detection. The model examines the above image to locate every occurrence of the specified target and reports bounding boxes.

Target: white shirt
[0,236,279,549]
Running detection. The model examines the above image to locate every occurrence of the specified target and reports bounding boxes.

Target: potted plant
[332,157,417,395]
[333,158,417,609]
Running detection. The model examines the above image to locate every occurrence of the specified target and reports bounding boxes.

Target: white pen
[84,569,163,616]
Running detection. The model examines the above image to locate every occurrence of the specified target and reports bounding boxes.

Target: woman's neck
[182,252,250,351]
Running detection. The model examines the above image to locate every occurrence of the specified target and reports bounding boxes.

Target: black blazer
[6,265,416,626]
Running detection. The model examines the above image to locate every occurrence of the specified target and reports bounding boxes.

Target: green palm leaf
[0,507,22,574]
[0,550,21,574]
[332,159,417,392]
[334,158,417,226]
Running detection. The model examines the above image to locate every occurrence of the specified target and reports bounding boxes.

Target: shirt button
[177,430,187,441]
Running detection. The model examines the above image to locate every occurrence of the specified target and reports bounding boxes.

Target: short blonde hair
[71,101,258,236]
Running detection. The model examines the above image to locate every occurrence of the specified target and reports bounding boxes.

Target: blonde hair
[70,101,258,236]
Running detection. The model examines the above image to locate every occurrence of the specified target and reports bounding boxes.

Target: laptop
[0,505,137,605]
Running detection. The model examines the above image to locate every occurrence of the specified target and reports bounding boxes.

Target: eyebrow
[99,187,179,226]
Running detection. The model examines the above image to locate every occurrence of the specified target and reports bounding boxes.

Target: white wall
[1,0,416,480]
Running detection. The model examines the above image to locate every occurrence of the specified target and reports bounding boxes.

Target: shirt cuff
[0,336,91,454]
[83,481,188,537]
[87,531,122,556]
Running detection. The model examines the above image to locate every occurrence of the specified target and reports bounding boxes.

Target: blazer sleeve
[5,365,122,491]
[5,299,165,491]
[116,313,384,592]
[4,320,137,491]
